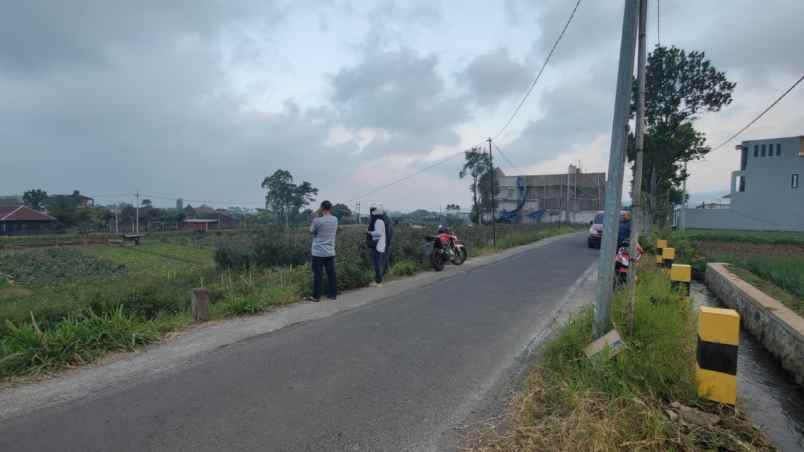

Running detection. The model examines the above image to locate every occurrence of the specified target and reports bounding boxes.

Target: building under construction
[496,165,606,223]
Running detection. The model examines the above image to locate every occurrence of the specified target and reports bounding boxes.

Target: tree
[330,203,352,220]
[141,199,152,208]
[445,204,460,212]
[261,169,318,226]
[23,189,48,210]
[629,45,735,226]
[459,147,492,224]
[47,195,80,226]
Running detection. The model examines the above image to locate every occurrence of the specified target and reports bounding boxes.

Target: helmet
[437,225,449,234]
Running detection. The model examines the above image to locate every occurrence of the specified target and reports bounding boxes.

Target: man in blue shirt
[307,200,338,302]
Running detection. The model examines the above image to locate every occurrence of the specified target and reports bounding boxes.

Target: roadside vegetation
[0,224,576,379]
[649,228,804,316]
[473,262,773,451]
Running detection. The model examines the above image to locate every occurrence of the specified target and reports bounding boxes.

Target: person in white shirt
[367,205,387,287]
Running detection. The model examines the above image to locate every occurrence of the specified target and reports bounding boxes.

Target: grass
[472,264,774,451]
[0,225,577,379]
[82,243,214,277]
[728,261,804,317]
[659,228,804,316]
[682,229,804,245]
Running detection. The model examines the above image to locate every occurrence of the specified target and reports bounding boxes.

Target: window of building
[793,174,800,189]
[761,144,766,157]
[754,145,758,157]
[776,143,781,156]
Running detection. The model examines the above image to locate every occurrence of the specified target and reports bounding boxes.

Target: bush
[214,239,255,270]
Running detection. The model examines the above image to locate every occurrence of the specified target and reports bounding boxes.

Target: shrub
[214,239,255,270]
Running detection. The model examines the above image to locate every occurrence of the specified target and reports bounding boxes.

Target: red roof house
[0,206,58,235]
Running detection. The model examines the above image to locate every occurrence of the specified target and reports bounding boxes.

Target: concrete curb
[0,231,585,421]
[705,262,804,386]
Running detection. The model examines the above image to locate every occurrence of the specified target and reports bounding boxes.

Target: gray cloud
[457,48,531,109]
[331,48,469,140]
[0,1,287,76]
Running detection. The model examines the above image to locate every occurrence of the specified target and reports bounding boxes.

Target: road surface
[0,232,597,452]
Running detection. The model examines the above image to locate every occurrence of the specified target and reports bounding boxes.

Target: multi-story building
[680,135,804,231]
[496,165,606,223]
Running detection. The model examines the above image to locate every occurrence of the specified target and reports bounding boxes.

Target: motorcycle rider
[617,211,632,247]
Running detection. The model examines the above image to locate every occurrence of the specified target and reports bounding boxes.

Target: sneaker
[369,282,384,288]
[327,296,337,301]
[304,296,320,303]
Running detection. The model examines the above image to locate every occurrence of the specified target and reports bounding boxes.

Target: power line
[493,143,518,173]
[492,0,582,141]
[344,149,467,203]
[710,73,804,152]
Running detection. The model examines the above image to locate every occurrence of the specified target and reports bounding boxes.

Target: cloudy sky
[2,0,802,211]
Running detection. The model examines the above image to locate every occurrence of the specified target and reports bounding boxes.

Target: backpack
[366,216,379,250]
[382,214,393,246]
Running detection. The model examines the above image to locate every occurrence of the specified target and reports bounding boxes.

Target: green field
[662,229,804,315]
[0,224,576,378]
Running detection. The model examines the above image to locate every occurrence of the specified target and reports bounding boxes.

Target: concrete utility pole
[594,0,639,338]
[135,190,140,234]
[487,137,496,247]
[681,161,688,230]
[627,0,648,334]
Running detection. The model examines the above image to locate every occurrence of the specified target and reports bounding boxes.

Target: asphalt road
[0,233,597,452]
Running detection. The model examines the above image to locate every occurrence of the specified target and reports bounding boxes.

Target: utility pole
[114,204,119,234]
[594,0,639,338]
[627,0,648,334]
[566,165,571,223]
[135,190,140,234]
[355,201,361,225]
[681,161,688,230]
[487,137,496,247]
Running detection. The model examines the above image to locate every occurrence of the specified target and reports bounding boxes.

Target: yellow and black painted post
[670,263,692,296]
[661,246,675,269]
[696,306,739,405]
[655,239,668,265]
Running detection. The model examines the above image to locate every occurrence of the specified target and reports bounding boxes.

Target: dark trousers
[372,249,385,283]
[312,256,336,299]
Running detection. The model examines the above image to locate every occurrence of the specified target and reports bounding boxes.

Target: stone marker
[192,288,210,322]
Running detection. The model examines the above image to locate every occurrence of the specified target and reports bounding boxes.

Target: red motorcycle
[614,240,643,287]
[424,226,468,271]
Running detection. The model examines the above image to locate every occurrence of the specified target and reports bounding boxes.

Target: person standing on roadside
[307,200,337,302]
[367,205,387,287]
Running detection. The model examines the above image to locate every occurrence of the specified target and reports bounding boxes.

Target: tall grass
[474,266,772,451]
[736,255,804,301]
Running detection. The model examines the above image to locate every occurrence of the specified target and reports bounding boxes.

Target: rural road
[0,232,598,452]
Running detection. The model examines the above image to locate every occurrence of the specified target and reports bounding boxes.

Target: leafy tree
[629,45,735,226]
[23,189,48,210]
[47,196,80,226]
[261,169,318,226]
[330,203,352,220]
[141,199,152,208]
[459,147,491,224]
[446,204,460,212]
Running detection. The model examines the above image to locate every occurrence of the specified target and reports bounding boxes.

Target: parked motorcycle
[424,226,467,271]
[614,240,643,287]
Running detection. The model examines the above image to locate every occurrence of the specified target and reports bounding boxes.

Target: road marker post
[192,288,210,322]
[670,263,692,296]
[661,247,675,269]
[696,306,739,405]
